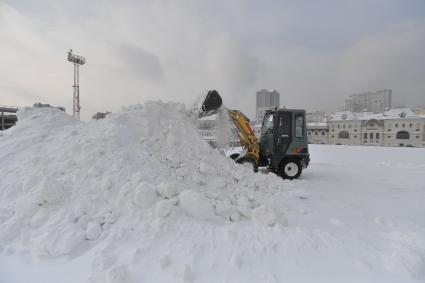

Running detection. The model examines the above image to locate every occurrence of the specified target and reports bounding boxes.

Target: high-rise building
[344,89,392,113]
[256,89,280,121]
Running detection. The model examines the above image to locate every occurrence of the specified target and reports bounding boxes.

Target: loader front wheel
[237,157,258,173]
[278,159,301,180]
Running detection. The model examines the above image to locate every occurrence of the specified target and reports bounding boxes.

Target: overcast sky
[1,0,424,119]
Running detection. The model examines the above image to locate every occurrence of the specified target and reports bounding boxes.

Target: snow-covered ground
[0,103,424,283]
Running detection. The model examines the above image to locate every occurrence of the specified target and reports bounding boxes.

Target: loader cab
[259,109,310,179]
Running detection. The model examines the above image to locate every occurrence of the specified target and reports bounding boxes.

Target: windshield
[261,113,275,134]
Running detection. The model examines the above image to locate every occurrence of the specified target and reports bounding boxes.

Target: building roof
[329,111,358,121]
[329,108,422,121]
[307,122,328,129]
[0,105,18,113]
[383,108,417,119]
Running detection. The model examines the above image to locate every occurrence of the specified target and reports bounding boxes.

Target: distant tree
[92,112,111,120]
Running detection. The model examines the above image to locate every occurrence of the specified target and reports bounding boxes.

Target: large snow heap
[0,101,285,260]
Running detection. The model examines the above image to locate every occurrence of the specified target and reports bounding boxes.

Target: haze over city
[2,1,425,283]
[1,0,425,119]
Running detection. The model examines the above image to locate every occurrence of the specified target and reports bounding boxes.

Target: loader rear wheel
[278,159,301,180]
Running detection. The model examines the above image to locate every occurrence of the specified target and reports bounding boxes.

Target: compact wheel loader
[199,90,310,179]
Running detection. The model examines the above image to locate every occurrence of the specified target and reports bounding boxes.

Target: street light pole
[67,49,86,120]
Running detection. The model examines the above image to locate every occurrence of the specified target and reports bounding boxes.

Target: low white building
[307,122,329,144]
[327,108,425,147]
[306,111,328,123]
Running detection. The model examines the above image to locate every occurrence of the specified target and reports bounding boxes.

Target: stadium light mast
[67,49,86,120]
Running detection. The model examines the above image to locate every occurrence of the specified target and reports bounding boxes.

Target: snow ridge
[0,102,284,261]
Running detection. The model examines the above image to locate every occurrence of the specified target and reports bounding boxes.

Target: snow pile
[2,103,425,283]
[0,102,285,261]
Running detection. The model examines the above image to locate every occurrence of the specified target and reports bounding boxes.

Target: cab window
[261,113,275,134]
[278,112,291,136]
[295,114,304,138]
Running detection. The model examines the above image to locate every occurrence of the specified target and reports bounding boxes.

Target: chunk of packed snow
[154,199,174,218]
[132,182,158,209]
[178,190,216,221]
[252,204,287,227]
[86,222,102,241]
[107,265,130,283]
[156,181,179,199]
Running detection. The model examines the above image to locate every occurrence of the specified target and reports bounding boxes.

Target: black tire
[236,157,258,173]
[230,153,240,160]
[278,158,302,180]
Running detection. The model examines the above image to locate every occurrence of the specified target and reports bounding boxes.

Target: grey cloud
[337,20,425,108]
[112,43,164,83]
[0,85,44,103]
[1,1,425,120]
[206,34,260,87]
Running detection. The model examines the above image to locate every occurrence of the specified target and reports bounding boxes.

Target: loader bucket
[199,90,223,118]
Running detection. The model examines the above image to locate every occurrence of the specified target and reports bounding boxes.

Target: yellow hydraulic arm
[199,89,260,166]
[227,109,260,164]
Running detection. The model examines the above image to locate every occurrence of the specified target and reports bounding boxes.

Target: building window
[370,133,373,139]
[321,131,325,136]
[307,130,312,135]
[343,124,346,129]
[416,136,420,139]
[376,133,380,139]
[338,131,350,139]
[396,131,410,139]
[364,133,367,139]
[349,124,351,129]
[387,136,391,138]
[395,123,398,128]
[338,124,340,129]
[354,135,357,138]
[402,123,405,128]
[409,123,412,128]
[314,131,318,135]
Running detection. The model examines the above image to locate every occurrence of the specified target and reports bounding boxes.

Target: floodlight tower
[67,49,86,120]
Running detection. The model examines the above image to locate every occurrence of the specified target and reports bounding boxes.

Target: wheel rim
[284,162,298,177]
